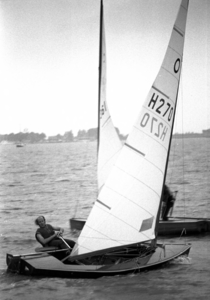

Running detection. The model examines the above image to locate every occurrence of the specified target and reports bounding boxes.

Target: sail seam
[81,213,149,245]
[181,3,188,11]
[161,65,180,82]
[104,190,156,217]
[122,142,165,175]
[106,178,160,206]
[106,168,161,200]
[79,227,149,243]
[101,115,111,128]
[133,123,170,152]
[73,243,93,253]
[80,228,123,243]
[83,211,152,241]
[168,45,183,58]
[98,180,158,233]
[152,86,169,99]
[98,147,122,171]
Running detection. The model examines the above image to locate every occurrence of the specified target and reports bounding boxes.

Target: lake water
[0,139,210,300]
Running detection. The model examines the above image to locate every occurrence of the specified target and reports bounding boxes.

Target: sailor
[35,216,75,252]
[161,185,175,221]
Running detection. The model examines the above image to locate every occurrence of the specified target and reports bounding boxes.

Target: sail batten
[174,25,184,37]
[124,143,145,156]
[96,199,111,210]
[71,0,189,256]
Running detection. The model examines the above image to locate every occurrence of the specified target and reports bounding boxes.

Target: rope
[180,73,187,221]
[73,140,91,218]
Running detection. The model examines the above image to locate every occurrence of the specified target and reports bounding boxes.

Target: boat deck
[7,243,191,278]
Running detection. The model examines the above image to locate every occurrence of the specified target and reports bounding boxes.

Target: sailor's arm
[52,226,64,234]
[36,232,59,246]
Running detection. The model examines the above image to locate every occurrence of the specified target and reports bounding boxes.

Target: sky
[0,0,209,137]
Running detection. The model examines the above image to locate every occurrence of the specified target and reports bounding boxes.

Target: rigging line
[167,104,179,187]
[73,141,91,218]
[206,138,210,217]
[180,69,187,232]
[204,80,209,215]
[167,138,176,186]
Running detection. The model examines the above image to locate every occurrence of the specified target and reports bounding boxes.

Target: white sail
[71,0,189,256]
[97,0,122,191]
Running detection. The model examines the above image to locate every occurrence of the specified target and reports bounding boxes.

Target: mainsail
[71,0,189,256]
[97,0,122,191]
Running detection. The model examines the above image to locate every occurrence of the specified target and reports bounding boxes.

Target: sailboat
[6,0,191,278]
[16,126,25,147]
[70,0,209,236]
[16,143,24,148]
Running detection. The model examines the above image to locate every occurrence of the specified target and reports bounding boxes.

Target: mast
[97,0,103,157]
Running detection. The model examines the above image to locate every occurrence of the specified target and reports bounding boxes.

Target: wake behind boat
[7,0,191,278]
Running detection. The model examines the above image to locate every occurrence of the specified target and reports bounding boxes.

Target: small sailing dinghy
[6,0,191,278]
[16,142,24,147]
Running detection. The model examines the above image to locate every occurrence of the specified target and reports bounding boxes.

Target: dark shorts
[48,238,75,249]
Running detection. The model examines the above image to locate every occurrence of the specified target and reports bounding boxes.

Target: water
[0,139,210,300]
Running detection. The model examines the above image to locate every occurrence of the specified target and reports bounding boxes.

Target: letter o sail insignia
[174,58,180,74]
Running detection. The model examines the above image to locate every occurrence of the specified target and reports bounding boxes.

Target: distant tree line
[0,132,46,143]
[77,128,127,140]
[0,128,128,143]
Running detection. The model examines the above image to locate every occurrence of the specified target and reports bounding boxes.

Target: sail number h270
[139,55,181,141]
[140,93,174,142]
